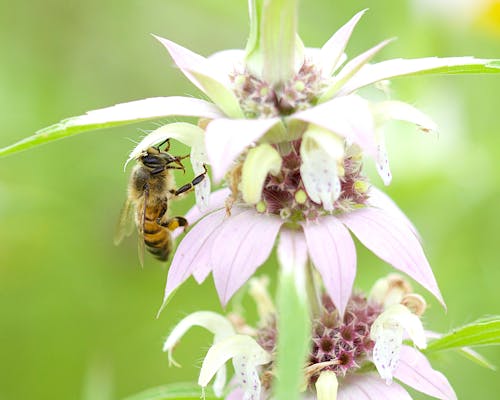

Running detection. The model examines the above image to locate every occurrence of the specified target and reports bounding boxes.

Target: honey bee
[114,139,207,264]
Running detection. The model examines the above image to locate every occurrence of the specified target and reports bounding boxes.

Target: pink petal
[292,95,377,157]
[163,209,227,303]
[205,118,281,181]
[172,188,231,240]
[366,186,420,240]
[154,35,230,91]
[395,345,457,400]
[153,35,243,118]
[277,228,309,279]
[225,388,245,400]
[208,49,245,77]
[338,374,412,400]
[339,207,445,307]
[302,216,356,316]
[76,96,224,125]
[319,9,368,76]
[212,210,283,305]
[339,57,496,95]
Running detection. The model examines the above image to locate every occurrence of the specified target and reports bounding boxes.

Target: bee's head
[139,147,184,172]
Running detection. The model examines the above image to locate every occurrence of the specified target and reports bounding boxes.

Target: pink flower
[162,187,442,317]
[163,275,456,400]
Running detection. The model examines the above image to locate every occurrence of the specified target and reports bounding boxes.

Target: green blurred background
[0,0,499,398]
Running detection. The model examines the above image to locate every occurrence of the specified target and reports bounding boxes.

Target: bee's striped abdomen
[143,218,172,261]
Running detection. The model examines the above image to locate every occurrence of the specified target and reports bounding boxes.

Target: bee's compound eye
[142,154,162,168]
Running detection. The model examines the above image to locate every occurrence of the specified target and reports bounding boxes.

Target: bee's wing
[114,198,135,245]
[136,188,148,268]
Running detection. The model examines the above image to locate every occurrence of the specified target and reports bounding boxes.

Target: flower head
[163,274,456,400]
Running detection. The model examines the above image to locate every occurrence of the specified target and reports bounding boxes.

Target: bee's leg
[155,138,171,152]
[175,164,208,196]
[158,216,188,232]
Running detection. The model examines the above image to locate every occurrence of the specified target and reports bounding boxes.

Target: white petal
[205,118,281,182]
[198,335,271,398]
[371,100,438,134]
[241,143,282,204]
[338,374,412,400]
[319,9,368,76]
[125,122,205,168]
[300,126,344,211]
[320,39,394,102]
[191,146,211,211]
[163,311,235,365]
[371,304,427,383]
[76,96,223,127]
[316,370,339,400]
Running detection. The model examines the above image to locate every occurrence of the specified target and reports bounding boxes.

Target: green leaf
[426,316,500,353]
[122,382,216,400]
[274,231,311,400]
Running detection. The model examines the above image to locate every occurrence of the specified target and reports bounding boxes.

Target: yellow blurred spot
[476,1,500,35]
[295,189,308,204]
[256,201,267,213]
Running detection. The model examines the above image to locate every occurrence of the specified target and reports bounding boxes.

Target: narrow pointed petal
[300,126,344,211]
[212,210,282,305]
[126,122,205,168]
[205,118,281,181]
[154,35,244,118]
[395,345,457,400]
[241,143,282,204]
[339,207,445,307]
[320,39,394,102]
[162,209,227,306]
[320,9,368,76]
[0,97,223,158]
[277,229,308,300]
[372,101,438,134]
[338,374,412,400]
[302,216,356,316]
[339,57,500,95]
[366,186,420,240]
[292,95,377,156]
[198,335,271,396]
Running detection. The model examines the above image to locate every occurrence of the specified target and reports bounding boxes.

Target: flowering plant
[1,1,500,399]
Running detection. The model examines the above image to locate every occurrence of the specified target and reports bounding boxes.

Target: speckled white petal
[300,126,344,210]
[396,345,457,400]
[339,207,445,307]
[375,130,392,186]
[338,57,498,95]
[205,117,281,182]
[319,9,367,76]
[338,374,412,400]
[302,216,356,316]
[212,210,283,305]
[293,95,377,157]
[198,335,271,400]
[371,304,427,383]
[153,35,244,118]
